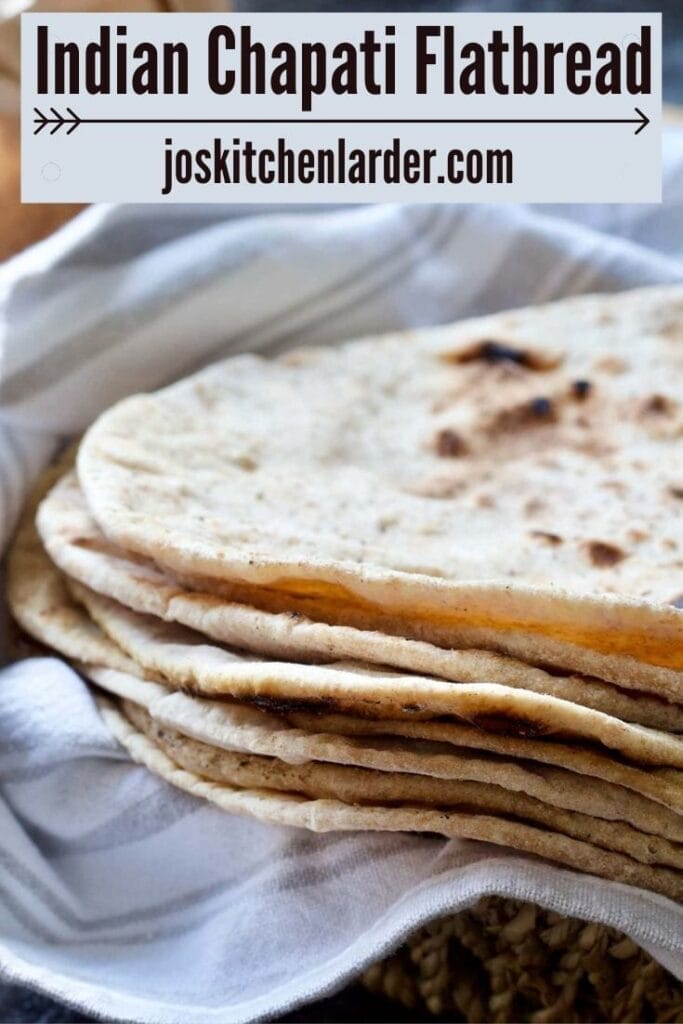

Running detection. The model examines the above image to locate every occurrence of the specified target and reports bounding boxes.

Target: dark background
[2,1,679,1021]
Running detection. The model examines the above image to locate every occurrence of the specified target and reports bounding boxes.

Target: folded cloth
[1,134,683,1022]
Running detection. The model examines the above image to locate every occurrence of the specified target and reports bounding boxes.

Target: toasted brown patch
[585,541,628,568]
[434,428,468,458]
[570,379,593,401]
[444,340,561,371]
[476,493,496,509]
[601,480,627,496]
[243,695,344,716]
[640,394,675,417]
[488,396,557,436]
[594,355,628,375]
[524,498,546,517]
[234,455,258,472]
[469,714,551,739]
[530,530,563,546]
[627,529,650,544]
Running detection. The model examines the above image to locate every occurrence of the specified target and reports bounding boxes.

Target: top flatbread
[77,286,683,690]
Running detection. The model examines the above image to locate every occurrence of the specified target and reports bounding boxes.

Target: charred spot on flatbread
[584,540,628,568]
[241,695,345,716]
[570,379,593,401]
[468,714,553,739]
[640,394,676,418]
[444,340,562,371]
[434,428,468,458]
[530,530,563,546]
[487,396,557,437]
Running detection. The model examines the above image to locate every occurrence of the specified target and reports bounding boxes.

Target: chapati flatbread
[16,508,681,843]
[38,471,683,734]
[288,710,683,815]
[5,451,136,675]
[69,580,683,769]
[77,286,683,695]
[88,667,683,842]
[102,698,683,903]
[121,698,683,872]
[12,488,683,828]
[11,487,683,774]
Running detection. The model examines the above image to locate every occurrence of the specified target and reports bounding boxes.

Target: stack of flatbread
[7,284,683,902]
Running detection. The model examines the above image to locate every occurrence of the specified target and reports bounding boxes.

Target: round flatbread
[286,711,683,816]
[11,487,683,821]
[102,698,683,904]
[77,286,683,692]
[70,579,683,770]
[89,668,683,843]
[9,497,683,772]
[120,698,683,872]
[37,471,683,733]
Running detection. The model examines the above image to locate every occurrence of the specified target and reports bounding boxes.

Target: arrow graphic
[33,106,82,135]
[631,106,651,135]
[34,106,651,136]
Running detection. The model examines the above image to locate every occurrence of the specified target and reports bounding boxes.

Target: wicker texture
[362,898,683,1023]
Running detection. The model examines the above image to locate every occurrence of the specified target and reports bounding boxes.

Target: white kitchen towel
[1,132,683,1023]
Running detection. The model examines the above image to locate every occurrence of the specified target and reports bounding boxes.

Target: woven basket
[362,897,683,1023]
